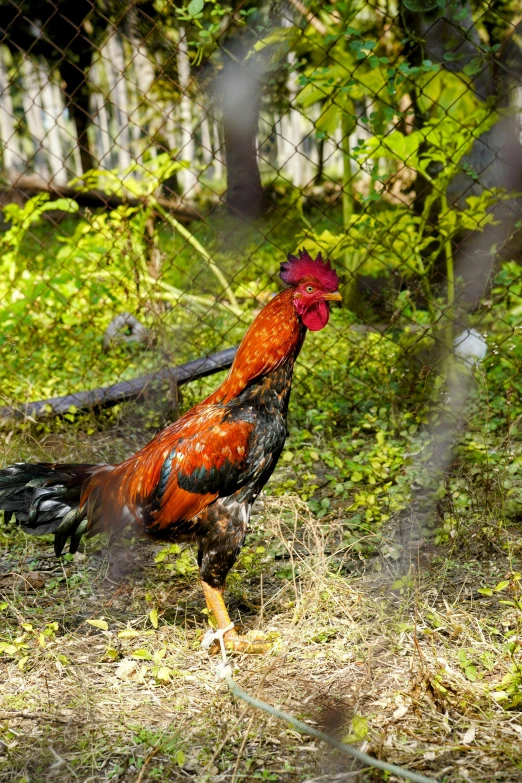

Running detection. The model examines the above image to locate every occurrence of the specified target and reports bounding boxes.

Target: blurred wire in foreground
[218,662,437,783]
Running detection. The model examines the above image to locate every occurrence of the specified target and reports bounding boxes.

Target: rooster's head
[280,249,341,331]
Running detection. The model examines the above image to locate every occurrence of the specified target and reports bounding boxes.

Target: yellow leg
[200,580,273,654]
[201,580,238,642]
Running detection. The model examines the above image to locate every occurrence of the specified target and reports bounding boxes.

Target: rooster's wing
[82,405,255,534]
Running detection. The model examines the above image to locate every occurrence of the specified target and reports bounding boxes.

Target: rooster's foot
[206,628,278,655]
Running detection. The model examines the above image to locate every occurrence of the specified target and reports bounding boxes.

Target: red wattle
[302,300,329,331]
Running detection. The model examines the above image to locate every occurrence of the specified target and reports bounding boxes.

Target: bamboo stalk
[341,108,356,284]
[91,60,112,168]
[104,34,131,173]
[40,68,67,185]
[155,202,241,313]
[440,192,455,358]
[21,58,50,180]
[212,119,224,181]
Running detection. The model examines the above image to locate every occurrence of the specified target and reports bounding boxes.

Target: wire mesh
[2,2,522,779]
[0,0,521,521]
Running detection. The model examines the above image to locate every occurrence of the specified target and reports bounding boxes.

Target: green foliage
[0,155,246,402]
[154,544,198,576]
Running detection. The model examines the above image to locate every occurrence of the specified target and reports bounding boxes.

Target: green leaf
[149,608,159,629]
[344,714,369,742]
[155,665,172,683]
[315,102,341,135]
[187,0,204,16]
[252,26,301,55]
[402,0,440,10]
[465,665,477,682]
[155,544,181,563]
[47,198,79,214]
[0,643,18,655]
[176,749,186,767]
[443,52,463,62]
[463,58,483,77]
[132,648,153,660]
[495,580,510,592]
[87,619,109,631]
[118,629,140,639]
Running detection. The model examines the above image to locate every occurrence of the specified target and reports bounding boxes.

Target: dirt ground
[1,475,522,783]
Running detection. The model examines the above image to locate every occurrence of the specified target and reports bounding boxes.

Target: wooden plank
[0,347,238,420]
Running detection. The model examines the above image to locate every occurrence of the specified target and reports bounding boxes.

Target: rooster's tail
[0,462,111,555]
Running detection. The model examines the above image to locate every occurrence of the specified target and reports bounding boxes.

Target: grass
[1,412,522,782]
[1,230,522,780]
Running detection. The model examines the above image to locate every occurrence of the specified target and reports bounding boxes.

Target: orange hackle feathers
[205,288,304,405]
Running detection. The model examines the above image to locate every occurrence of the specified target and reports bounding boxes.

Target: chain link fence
[3,3,522,778]
[0,0,521,523]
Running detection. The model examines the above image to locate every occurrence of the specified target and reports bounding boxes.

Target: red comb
[280,249,339,291]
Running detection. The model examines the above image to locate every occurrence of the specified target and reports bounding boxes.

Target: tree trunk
[221,54,263,218]
[61,48,95,175]
[128,27,155,166]
[51,82,82,179]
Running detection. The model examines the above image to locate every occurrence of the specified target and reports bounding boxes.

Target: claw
[213,629,278,655]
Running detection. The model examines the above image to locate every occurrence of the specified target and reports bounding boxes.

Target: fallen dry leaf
[462,725,476,745]
[115,659,138,680]
[392,704,409,720]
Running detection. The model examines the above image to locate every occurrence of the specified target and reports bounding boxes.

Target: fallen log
[0,347,237,421]
[0,174,201,223]
[0,323,433,422]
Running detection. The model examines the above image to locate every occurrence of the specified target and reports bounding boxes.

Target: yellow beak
[323,291,342,303]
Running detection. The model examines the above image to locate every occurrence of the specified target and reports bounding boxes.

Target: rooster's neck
[205,288,305,406]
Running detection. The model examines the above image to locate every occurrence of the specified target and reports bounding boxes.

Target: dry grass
[1,427,522,782]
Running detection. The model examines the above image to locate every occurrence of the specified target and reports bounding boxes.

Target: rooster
[0,251,341,651]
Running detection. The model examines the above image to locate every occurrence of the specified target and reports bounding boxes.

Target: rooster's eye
[305,285,315,293]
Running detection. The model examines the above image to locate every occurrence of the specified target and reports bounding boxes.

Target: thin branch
[154,203,241,314]
[287,0,328,36]
[0,711,72,723]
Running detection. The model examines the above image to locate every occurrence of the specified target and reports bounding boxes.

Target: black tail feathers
[0,463,102,555]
